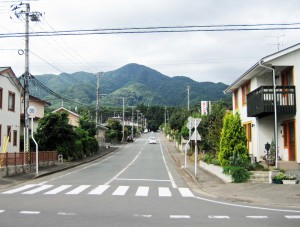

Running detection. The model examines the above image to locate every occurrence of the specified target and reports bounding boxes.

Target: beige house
[21,95,51,132]
[52,107,80,127]
[225,43,299,169]
[0,67,23,153]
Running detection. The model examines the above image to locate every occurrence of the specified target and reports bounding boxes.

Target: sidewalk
[162,137,300,209]
[0,146,119,191]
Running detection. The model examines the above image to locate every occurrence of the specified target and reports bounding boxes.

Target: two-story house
[52,107,80,127]
[225,43,299,169]
[0,67,23,153]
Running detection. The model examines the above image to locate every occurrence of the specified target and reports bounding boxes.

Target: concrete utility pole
[11,3,42,154]
[186,85,190,111]
[131,106,134,138]
[136,110,140,131]
[95,72,103,126]
[122,97,125,142]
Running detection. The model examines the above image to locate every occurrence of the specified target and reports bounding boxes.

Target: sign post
[27,106,39,175]
[186,117,201,176]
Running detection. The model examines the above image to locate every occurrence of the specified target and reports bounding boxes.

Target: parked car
[149,137,157,144]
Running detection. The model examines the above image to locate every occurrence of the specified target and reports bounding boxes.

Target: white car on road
[149,137,157,144]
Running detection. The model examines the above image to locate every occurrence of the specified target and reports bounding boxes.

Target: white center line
[0,210,5,214]
[170,215,190,219]
[208,215,230,219]
[246,216,268,219]
[20,211,40,215]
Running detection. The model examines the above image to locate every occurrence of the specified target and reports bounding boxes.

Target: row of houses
[225,43,300,168]
[0,67,104,155]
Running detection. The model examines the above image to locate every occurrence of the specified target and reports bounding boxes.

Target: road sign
[187,118,201,129]
[190,130,201,141]
[27,106,36,118]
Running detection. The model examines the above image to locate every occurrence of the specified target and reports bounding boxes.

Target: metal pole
[131,106,134,138]
[31,117,38,175]
[259,61,278,168]
[187,86,190,111]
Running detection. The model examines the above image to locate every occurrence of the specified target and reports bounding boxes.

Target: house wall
[0,73,21,153]
[270,50,300,163]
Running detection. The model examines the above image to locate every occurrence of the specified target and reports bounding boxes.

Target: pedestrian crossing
[1,184,195,198]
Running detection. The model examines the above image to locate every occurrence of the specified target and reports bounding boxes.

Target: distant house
[21,95,51,132]
[225,43,299,169]
[52,107,80,127]
[0,67,23,153]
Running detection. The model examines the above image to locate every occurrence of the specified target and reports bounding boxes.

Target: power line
[1,22,300,38]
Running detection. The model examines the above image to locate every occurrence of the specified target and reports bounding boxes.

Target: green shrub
[223,166,250,183]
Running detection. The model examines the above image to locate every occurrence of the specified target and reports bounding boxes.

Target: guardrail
[0,151,57,167]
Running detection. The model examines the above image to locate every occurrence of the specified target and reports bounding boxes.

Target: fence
[0,151,57,167]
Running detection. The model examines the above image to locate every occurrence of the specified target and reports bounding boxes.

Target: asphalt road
[0,133,300,226]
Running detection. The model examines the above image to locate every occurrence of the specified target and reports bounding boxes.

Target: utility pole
[95,72,103,126]
[122,97,125,143]
[164,106,167,131]
[186,85,190,111]
[131,106,134,138]
[12,3,42,155]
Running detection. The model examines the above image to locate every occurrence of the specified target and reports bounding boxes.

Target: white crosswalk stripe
[22,185,53,194]
[66,185,91,195]
[44,185,72,195]
[88,185,110,195]
[158,187,172,197]
[135,186,149,196]
[112,186,129,196]
[1,184,195,198]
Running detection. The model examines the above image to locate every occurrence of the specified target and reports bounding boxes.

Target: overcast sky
[1,0,300,84]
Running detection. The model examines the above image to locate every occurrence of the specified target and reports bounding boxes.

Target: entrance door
[283,121,296,161]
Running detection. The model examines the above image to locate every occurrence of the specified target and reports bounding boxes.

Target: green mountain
[31,63,229,108]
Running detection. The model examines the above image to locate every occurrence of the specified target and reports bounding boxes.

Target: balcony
[247,86,296,118]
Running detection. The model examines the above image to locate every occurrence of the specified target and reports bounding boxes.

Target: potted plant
[282,174,298,185]
[272,172,285,184]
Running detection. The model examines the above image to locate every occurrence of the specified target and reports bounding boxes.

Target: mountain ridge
[31,63,229,108]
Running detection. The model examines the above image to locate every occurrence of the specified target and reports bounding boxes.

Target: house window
[8,91,15,112]
[242,81,250,105]
[234,90,239,109]
[7,125,11,142]
[0,87,3,109]
[243,123,252,151]
[13,130,17,146]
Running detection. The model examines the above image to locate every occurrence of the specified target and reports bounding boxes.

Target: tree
[219,112,249,167]
[35,112,77,158]
[105,119,122,142]
[78,110,96,137]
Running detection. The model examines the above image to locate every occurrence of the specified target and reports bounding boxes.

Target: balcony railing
[247,86,296,118]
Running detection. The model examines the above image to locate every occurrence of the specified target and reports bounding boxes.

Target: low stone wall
[199,161,233,183]
[0,161,55,178]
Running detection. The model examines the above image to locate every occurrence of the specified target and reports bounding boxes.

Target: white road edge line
[158,134,177,188]
[194,196,300,213]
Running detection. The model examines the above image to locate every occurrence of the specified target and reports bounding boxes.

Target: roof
[52,107,80,117]
[29,95,51,106]
[0,67,24,92]
[225,42,300,93]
